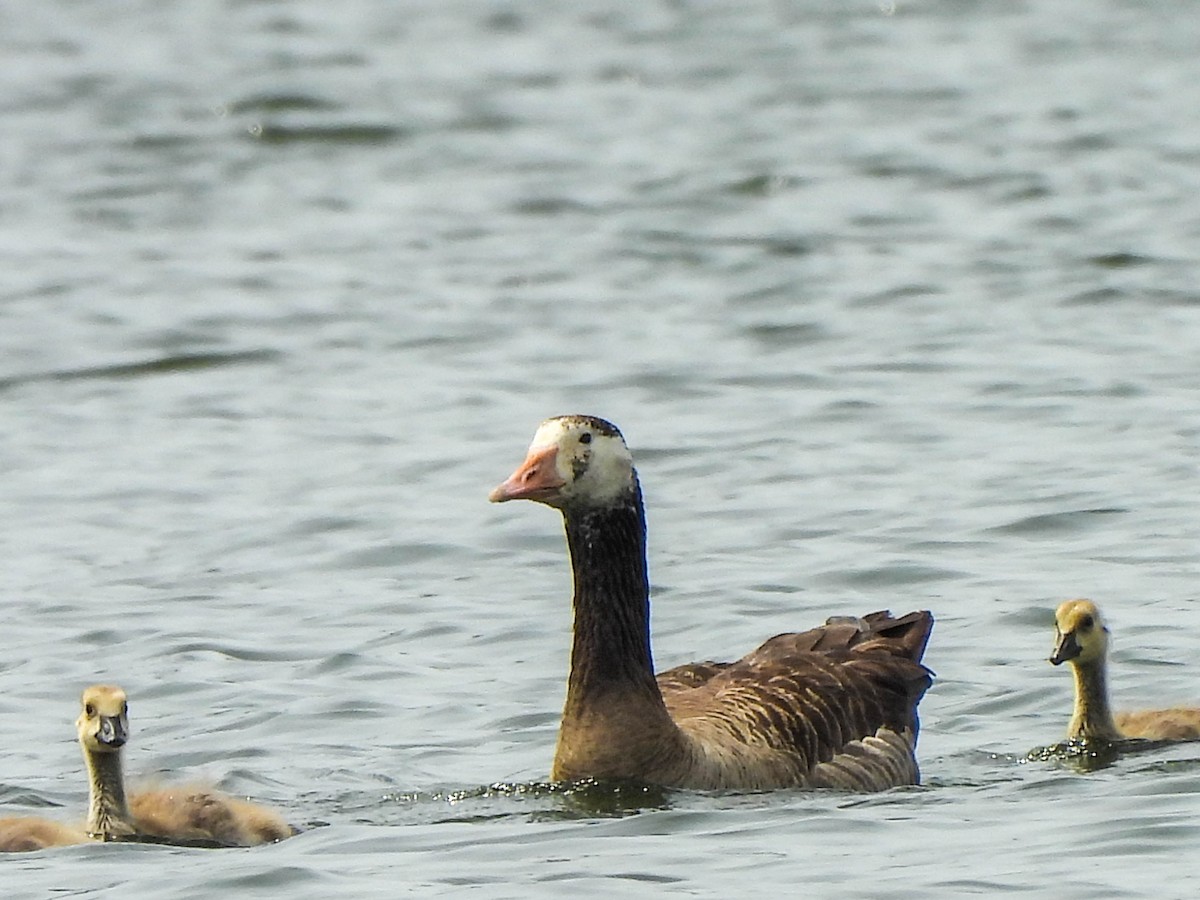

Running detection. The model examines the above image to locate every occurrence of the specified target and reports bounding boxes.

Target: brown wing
[656,610,930,693]
[741,609,933,667]
[657,661,733,694]
[662,610,934,788]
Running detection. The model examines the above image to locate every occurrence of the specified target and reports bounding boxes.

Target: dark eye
[579,432,592,445]
[1079,614,1094,631]
[85,704,95,717]
[123,703,129,715]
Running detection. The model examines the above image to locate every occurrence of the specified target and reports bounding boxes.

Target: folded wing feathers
[656,661,733,693]
[662,611,933,788]
[810,729,919,791]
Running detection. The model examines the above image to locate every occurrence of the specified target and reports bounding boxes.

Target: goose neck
[1069,658,1123,742]
[84,747,135,840]
[562,482,660,702]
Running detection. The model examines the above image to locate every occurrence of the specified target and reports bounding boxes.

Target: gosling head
[1050,599,1109,667]
[76,685,129,754]
[489,415,635,510]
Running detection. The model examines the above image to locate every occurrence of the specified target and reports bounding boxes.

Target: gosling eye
[122,703,129,715]
[579,432,592,445]
[85,704,95,717]
[1079,614,1094,631]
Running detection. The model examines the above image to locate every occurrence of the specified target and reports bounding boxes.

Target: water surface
[3,1,1200,897]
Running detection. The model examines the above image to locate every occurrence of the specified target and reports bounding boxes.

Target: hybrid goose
[1051,599,1200,742]
[490,415,934,791]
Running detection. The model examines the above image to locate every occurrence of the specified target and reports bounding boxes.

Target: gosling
[0,685,292,851]
[84,684,294,846]
[0,684,134,852]
[0,817,86,853]
[1050,599,1200,742]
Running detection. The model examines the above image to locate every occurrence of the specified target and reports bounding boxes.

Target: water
[3,0,1200,895]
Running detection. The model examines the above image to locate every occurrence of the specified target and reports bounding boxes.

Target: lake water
[3,0,1200,896]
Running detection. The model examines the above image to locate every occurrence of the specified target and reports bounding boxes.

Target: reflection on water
[484,779,674,822]
[1022,738,1175,774]
[428,779,676,824]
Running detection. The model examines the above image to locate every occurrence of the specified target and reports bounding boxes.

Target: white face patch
[530,416,635,507]
[529,418,569,454]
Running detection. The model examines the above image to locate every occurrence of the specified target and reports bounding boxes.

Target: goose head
[76,685,129,754]
[1050,599,1109,667]
[489,415,635,510]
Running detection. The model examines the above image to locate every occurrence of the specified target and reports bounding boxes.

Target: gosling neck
[560,477,664,712]
[1068,657,1123,742]
[84,746,136,840]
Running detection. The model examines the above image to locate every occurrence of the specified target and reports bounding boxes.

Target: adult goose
[490,415,934,791]
[1051,599,1200,742]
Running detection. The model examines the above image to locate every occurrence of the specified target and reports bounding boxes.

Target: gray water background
[3,0,1200,896]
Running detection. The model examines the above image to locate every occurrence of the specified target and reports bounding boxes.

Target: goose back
[660,610,933,790]
[130,786,295,846]
[1115,709,1200,741]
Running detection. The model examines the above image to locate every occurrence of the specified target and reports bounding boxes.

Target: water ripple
[0,350,281,392]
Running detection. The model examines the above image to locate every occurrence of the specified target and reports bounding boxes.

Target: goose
[1,685,292,851]
[489,415,934,791]
[1050,599,1200,742]
[91,685,294,846]
[0,817,86,853]
[76,684,140,841]
[0,684,136,851]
